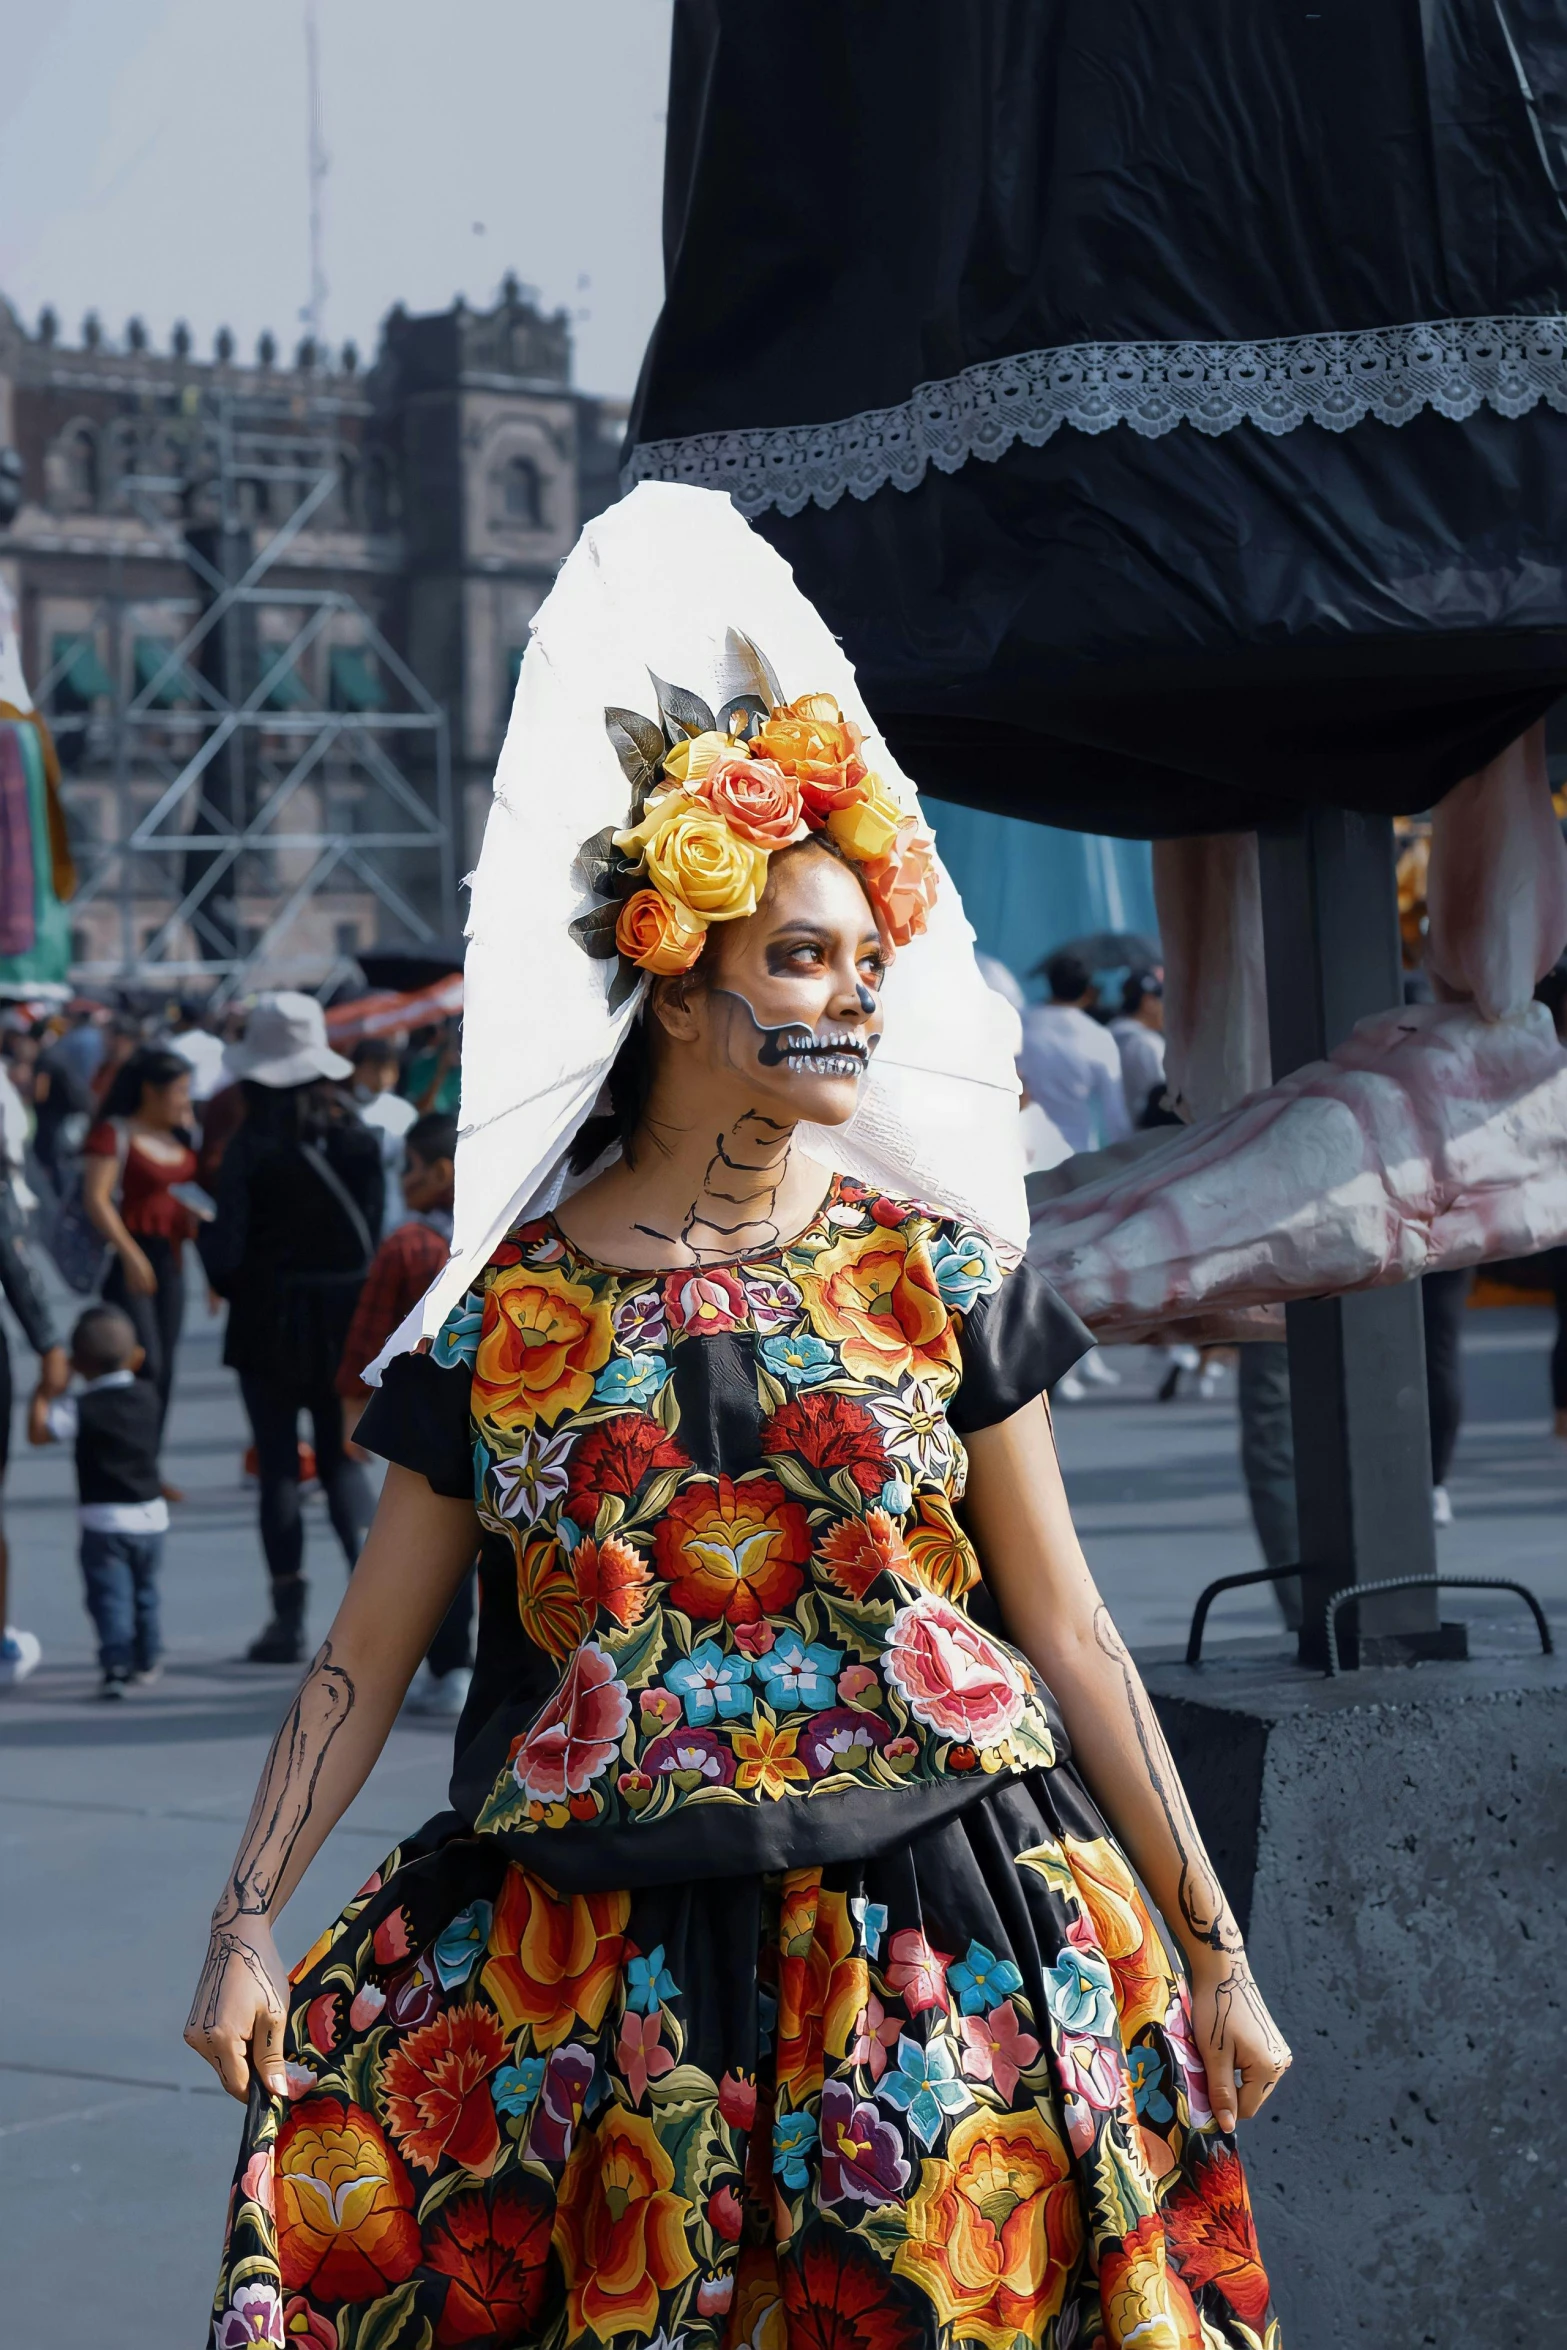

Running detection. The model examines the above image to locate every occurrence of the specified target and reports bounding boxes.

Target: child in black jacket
[30,1304,165,1699]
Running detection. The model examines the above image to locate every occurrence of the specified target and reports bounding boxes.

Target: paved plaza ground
[2,1288,1562,2347]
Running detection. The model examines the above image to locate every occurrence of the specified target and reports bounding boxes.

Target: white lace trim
[626,313,1567,518]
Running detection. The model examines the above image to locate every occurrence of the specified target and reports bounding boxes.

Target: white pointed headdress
[370,482,1025,1375]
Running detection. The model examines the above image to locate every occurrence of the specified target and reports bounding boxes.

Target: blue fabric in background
[923,798,1159,995]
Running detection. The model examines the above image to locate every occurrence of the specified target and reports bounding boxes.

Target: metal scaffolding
[38,381,453,1002]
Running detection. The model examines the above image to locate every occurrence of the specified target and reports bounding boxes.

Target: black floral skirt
[211,1770,1281,2349]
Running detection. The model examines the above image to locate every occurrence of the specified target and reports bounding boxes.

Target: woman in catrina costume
[192,486,1287,2350]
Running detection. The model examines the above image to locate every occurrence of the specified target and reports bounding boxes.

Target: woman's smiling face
[656,840,887,1128]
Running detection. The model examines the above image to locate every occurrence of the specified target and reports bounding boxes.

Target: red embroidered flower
[884,1927,953,2014]
[508,1640,630,1802]
[423,2181,554,2346]
[718,2070,758,2130]
[570,1532,653,1628]
[1163,2145,1273,2328]
[761,1392,889,1496]
[380,2003,507,2177]
[707,2183,745,2241]
[663,1266,748,1335]
[779,2229,926,2350]
[652,1474,811,1625]
[883,1595,1026,1748]
[817,1508,913,1599]
[274,2097,418,2304]
[564,1414,689,1524]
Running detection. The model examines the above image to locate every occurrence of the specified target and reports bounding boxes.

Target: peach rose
[864,819,940,948]
[615,887,707,974]
[752,693,868,822]
[826,769,905,865]
[691,751,805,847]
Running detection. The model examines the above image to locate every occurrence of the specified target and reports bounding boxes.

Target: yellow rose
[661,729,732,785]
[644,801,767,921]
[612,787,684,859]
[826,769,904,863]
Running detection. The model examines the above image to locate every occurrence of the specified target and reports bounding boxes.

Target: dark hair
[99,1045,192,1121]
[240,1075,346,1145]
[1120,969,1162,1016]
[351,1035,399,1069]
[570,1016,657,1175]
[1044,951,1092,1003]
[406,1110,457,1165]
[71,1302,138,1376]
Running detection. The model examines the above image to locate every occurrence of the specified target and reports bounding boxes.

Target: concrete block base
[1143,1648,1567,2348]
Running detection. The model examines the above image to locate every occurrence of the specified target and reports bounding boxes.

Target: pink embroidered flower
[352,1869,383,1901]
[848,1993,902,2081]
[718,2070,758,2129]
[509,1641,630,1802]
[371,1908,412,1967]
[884,1928,953,2015]
[349,1983,387,2031]
[304,1992,341,2055]
[283,2060,319,2099]
[837,1663,880,1708]
[732,1619,777,1659]
[663,1266,748,1336]
[639,1687,681,1730]
[1058,2032,1124,2116]
[240,2147,275,2217]
[958,2000,1041,2102]
[1161,1984,1214,2128]
[698,2275,736,2317]
[616,2009,676,2105]
[882,1594,1026,1748]
[707,2184,745,2241]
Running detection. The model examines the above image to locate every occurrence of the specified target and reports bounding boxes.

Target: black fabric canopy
[627,0,1567,835]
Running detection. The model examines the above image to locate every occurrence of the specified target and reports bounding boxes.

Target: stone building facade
[0,276,626,983]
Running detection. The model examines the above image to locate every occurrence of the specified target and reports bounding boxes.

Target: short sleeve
[82,1121,117,1158]
[949,1259,1094,1433]
[355,1349,474,1500]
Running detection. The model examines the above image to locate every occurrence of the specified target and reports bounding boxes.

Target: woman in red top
[83,1045,199,1437]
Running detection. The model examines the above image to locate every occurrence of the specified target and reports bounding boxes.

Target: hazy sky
[0,0,673,397]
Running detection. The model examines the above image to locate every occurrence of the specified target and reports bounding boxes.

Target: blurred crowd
[0,989,469,1707]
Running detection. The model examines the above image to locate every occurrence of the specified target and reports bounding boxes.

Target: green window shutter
[261,658,312,710]
[328,646,387,711]
[51,633,115,702]
[133,637,201,708]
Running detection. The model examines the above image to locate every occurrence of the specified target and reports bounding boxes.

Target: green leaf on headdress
[569,903,622,959]
[648,671,715,742]
[717,692,769,741]
[604,706,664,799]
[607,956,643,1014]
[578,826,634,898]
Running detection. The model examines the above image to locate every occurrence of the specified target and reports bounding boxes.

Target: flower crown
[571,650,938,1008]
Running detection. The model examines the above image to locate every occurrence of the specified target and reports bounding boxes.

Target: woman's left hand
[1186,1947,1292,2132]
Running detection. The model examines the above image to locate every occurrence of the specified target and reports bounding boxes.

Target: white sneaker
[1197,1363,1226,1399]
[1431,1484,1453,1527]
[1167,1345,1201,1374]
[404,1663,472,1718]
[0,1628,42,1688]
[1055,1371,1087,1404]
[1078,1350,1121,1388]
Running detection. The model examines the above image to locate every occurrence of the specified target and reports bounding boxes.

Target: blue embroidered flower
[665,1641,753,1726]
[433,1298,483,1370]
[626,1943,679,2013]
[1126,2043,1174,2123]
[758,1331,837,1389]
[877,2034,972,2148]
[928,1230,1001,1313]
[947,1938,1024,2016]
[592,1352,670,1409]
[751,1629,843,1714]
[1043,1945,1118,2039]
[772,2108,818,2189]
[880,1475,913,1518]
[850,1897,889,1959]
[432,1899,493,1990]
[494,2058,546,2117]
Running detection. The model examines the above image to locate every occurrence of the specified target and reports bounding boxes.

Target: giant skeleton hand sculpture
[1028,722,1567,1336]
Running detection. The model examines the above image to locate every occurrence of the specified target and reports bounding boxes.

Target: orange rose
[775,1876,867,2096]
[895,2108,1083,2350]
[1063,1833,1175,2039]
[274,2095,419,2304]
[752,693,868,823]
[688,750,805,848]
[553,2107,697,2340]
[863,819,940,948]
[472,1264,614,1432]
[615,886,707,975]
[802,1226,959,1387]
[480,1866,629,2049]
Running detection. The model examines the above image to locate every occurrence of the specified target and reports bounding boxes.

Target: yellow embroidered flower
[826,769,904,864]
[472,1264,614,1432]
[1063,1833,1176,2040]
[732,1711,810,1799]
[895,2108,1083,2350]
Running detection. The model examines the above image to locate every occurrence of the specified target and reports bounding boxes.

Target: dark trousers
[1236,1342,1301,1629]
[104,1236,185,1435]
[238,1374,373,1588]
[80,1526,162,1674]
[427,1567,476,1678]
[1421,1267,1472,1486]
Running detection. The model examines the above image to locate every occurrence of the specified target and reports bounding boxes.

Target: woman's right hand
[121,1242,158,1298]
[184,1916,291,2102]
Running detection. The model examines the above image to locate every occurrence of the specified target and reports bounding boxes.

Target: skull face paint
[709,986,881,1080]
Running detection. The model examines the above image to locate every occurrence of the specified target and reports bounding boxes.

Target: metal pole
[1256,807,1464,1670]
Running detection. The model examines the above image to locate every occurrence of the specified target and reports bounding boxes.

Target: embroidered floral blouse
[358,1174,1090,1890]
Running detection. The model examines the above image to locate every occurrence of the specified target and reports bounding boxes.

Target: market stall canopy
[627,0,1567,836]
